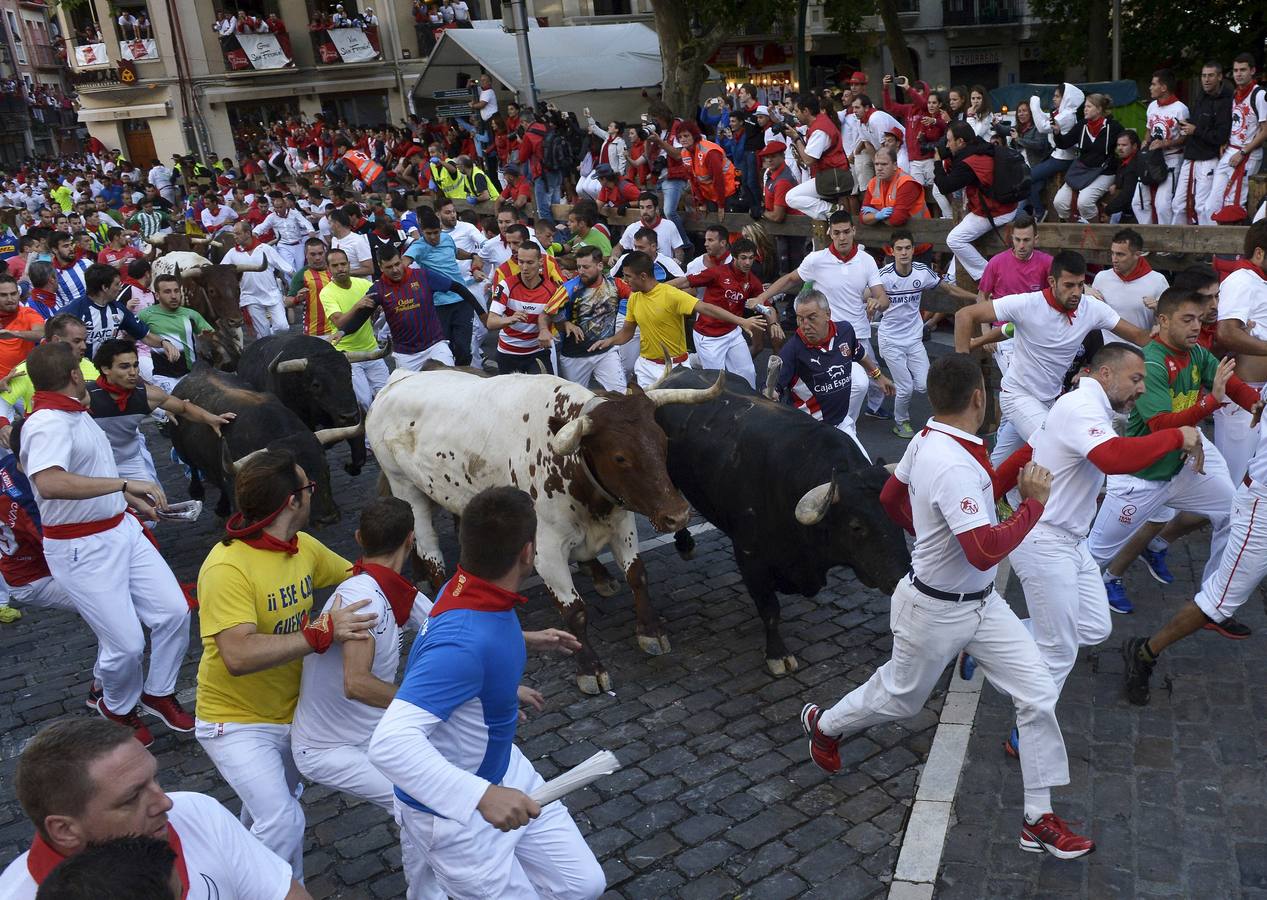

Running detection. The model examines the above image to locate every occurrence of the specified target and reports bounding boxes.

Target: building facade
[0,0,78,165]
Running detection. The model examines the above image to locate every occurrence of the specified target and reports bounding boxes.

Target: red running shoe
[98,703,155,748]
[800,703,840,773]
[140,693,194,732]
[1019,813,1096,859]
[85,684,103,711]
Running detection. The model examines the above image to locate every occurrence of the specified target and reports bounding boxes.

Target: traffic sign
[433,88,475,100]
[436,103,474,118]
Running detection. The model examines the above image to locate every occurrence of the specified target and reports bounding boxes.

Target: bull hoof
[637,633,672,655]
[676,545,696,561]
[592,578,619,598]
[344,463,363,477]
[766,655,800,677]
[576,671,612,695]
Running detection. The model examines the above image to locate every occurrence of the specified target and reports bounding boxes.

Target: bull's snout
[650,500,691,534]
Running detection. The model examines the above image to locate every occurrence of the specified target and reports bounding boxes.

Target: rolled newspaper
[530,750,621,806]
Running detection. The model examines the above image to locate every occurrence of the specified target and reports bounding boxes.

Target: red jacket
[598,178,640,206]
[518,122,548,180]
[882,85,945,162]
[934,143,1017,218]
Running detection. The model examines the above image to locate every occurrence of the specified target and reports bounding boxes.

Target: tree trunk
[1084,0,1111,81]
[875,0,917,79]
[650,0,726,118]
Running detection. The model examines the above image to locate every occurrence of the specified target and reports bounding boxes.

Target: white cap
[755,105,770,116]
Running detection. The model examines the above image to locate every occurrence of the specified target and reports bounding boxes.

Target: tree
[873,0,918,80]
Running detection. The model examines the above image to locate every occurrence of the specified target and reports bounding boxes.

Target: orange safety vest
[863,169,931,222]
[687,139,737,203]
[341,149,384,186]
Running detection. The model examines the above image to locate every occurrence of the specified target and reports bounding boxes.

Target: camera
[650,156,668,177]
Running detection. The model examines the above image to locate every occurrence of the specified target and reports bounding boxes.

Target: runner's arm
[954,300,997,351]
[342,633,396,708]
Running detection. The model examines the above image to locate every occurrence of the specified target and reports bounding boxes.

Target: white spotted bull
[367,366,723,693]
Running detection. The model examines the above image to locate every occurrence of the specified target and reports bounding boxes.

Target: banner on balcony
[74,43,108,67]
[323,27,379,63]
[120,38,158,61]
[228,33,293,71]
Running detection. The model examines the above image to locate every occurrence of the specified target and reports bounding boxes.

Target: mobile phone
[584,107,590,118]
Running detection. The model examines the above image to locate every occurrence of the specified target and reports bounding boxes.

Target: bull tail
[376,471,394,499]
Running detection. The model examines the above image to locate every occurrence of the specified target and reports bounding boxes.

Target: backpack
[543,130,575,172]
[982,144,1030,205]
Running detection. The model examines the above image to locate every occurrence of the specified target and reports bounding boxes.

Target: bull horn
[794,476,839,526]
[314,421,365,446]
[269,351,309,374]
[344,342,390,363]
[148,233,168,247]
[884,462,897,474]
[535,358,549,375]
[235,258,269,274]
[548,415,593,456]
[190,236,211,246]
[763,356,782,400]
[645,369,725,409]
[229,447,270,475]
[179,265,204,281]
[644,343,675,390]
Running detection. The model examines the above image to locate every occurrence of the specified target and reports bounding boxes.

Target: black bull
[654,369,911,674]
[168,366,356,526]
[237,334,370,476]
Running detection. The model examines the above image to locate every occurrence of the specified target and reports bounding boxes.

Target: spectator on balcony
[362,7,379,27]
[332,4,352,27]
[453,0,473,26]
[137,12,151,38]
[266,12,287,34]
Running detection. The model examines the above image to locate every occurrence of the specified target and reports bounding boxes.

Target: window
[6,13,25,64]
[591,0,632,14]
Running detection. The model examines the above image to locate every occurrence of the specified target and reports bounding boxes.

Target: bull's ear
[218,440,235,480]
[547,415,565,435]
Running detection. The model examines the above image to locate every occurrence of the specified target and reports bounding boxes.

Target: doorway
[123,119,156,164]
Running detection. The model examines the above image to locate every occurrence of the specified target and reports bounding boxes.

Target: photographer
[882,75,945,214]
[735,84,769,215]
[784,95,852,220]
[642,101,692,238]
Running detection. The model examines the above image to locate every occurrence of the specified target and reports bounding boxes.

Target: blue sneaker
[1143,547,1175,584]
[864,406,894,420]
[1003,726,1019,759]
[1105,577,1133,614]
[958,651,977,681]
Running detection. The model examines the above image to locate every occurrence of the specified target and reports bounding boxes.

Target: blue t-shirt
[776,320,866,427]
[60,293,149,357]
[404,233,463,306]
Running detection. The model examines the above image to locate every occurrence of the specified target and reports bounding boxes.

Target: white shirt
[803,127,831,162]
[291,573,431,750]
[894,419,997,593]
[1230,85,1267,150]
[1145,98,1190,166]
[147,164,172,189]
[839,111,864,158]
[331,230,373,274]
[1028,377,1117,536]
[255,208,315,245]
[444,220,486,280]
[796,245,882,340]
[1092,265,1168,347]
[618,216,684,256]
[878,261,944,344]
[992,290,1120,402]
[686,252,732,276]
[220,242,293,307]
[20,407,125,527]
[864,109,902,150]
[0,792,292,900]
[610,252,684,281]
[478,87,498,122]
[200,205,237,233]
[1218,266,1267,341]
[452,0,471,20]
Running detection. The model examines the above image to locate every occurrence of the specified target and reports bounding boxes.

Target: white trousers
[43,516,188,715]
[197,720,305,882]
[991,390,1054,466]
[395,749,604,900]
[276,242,305,274]
[574,174,602,202]
[1131,163,1179,225]
[1053,173,1115,222]
[613,313,641,377]
[243,300,289,338]
[1194,480,1267,622]
[9,574,76,610]
[785,179,833,220]
[1010,525,1113,694]
[947,208,1017,280]
[834,415,870,462]
[819,577,1069,791]
[1207,147,1264,220]
[1214,384,1264,486]
[878,333,928,424]
[1088,434,1233,585]
[634,355,688,389]
[1173,158,1218,225]
[909,158,952,217]
[693,329,755,389]
[394,342,456,372]
[559,349,626,392]
[352,358,390,410]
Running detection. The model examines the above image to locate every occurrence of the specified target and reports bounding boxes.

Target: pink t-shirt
[979,249,1053,302]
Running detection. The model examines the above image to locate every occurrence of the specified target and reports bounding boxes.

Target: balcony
[220,29,295,72]
[942,0,1021,26]
[29,105,77,127]
[310,25,381,66]
[26,40,62,69]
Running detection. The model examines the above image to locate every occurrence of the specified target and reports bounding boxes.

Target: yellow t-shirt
[625,282,698,361]
[195,533,352,724]
[3,358,99,415]
[319,277,378,354]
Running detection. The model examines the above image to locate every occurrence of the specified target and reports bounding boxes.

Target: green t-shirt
[574,227,613,258]
[319,277,377,353]
[139,305,213,368]
[1128,339,1217,481]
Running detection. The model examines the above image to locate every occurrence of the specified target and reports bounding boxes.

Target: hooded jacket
[1030,82,1084,161]
[1055,113,1124,174]
[1183,83,1233,162]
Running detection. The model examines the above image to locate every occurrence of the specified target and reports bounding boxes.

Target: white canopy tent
[413,22,720,123]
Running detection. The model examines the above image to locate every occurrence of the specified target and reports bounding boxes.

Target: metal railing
[941,0,1021,25]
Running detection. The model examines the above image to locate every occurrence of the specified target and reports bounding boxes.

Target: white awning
[77,101,170,122]
[202,73,398,106]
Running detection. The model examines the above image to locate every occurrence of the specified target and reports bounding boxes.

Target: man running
[800,353,1095,860]
[284,237,334,337]
[541,245,632,392]
[486,242,560,375]
[1213,220,1267,484]
[136,274,216,393]
[319,248,388,411]
[221,220,294,339]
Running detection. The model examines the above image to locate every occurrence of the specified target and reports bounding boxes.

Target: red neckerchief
[121,274,147,292]
[858,108,874,124]
[430,566,527,617]
[31,391,87,413]
[1118,255,1152,282]
[1235,83,1255,103]
[52,253,81,272]
[798,320,837,350]
[829,242,859,264]
[224,506,300,555]
[352,559,417,626]
[27,827,190,897]
[923,423,996,476]
[1119,151,1137,169]
[94,375,133,412]
[1086,117,1105,139]
[1198,321,1218,350]
[236,236,259,253]
[1221,259,1267,281]
[1042,287,1077,323]
[1156,94,1180,107]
